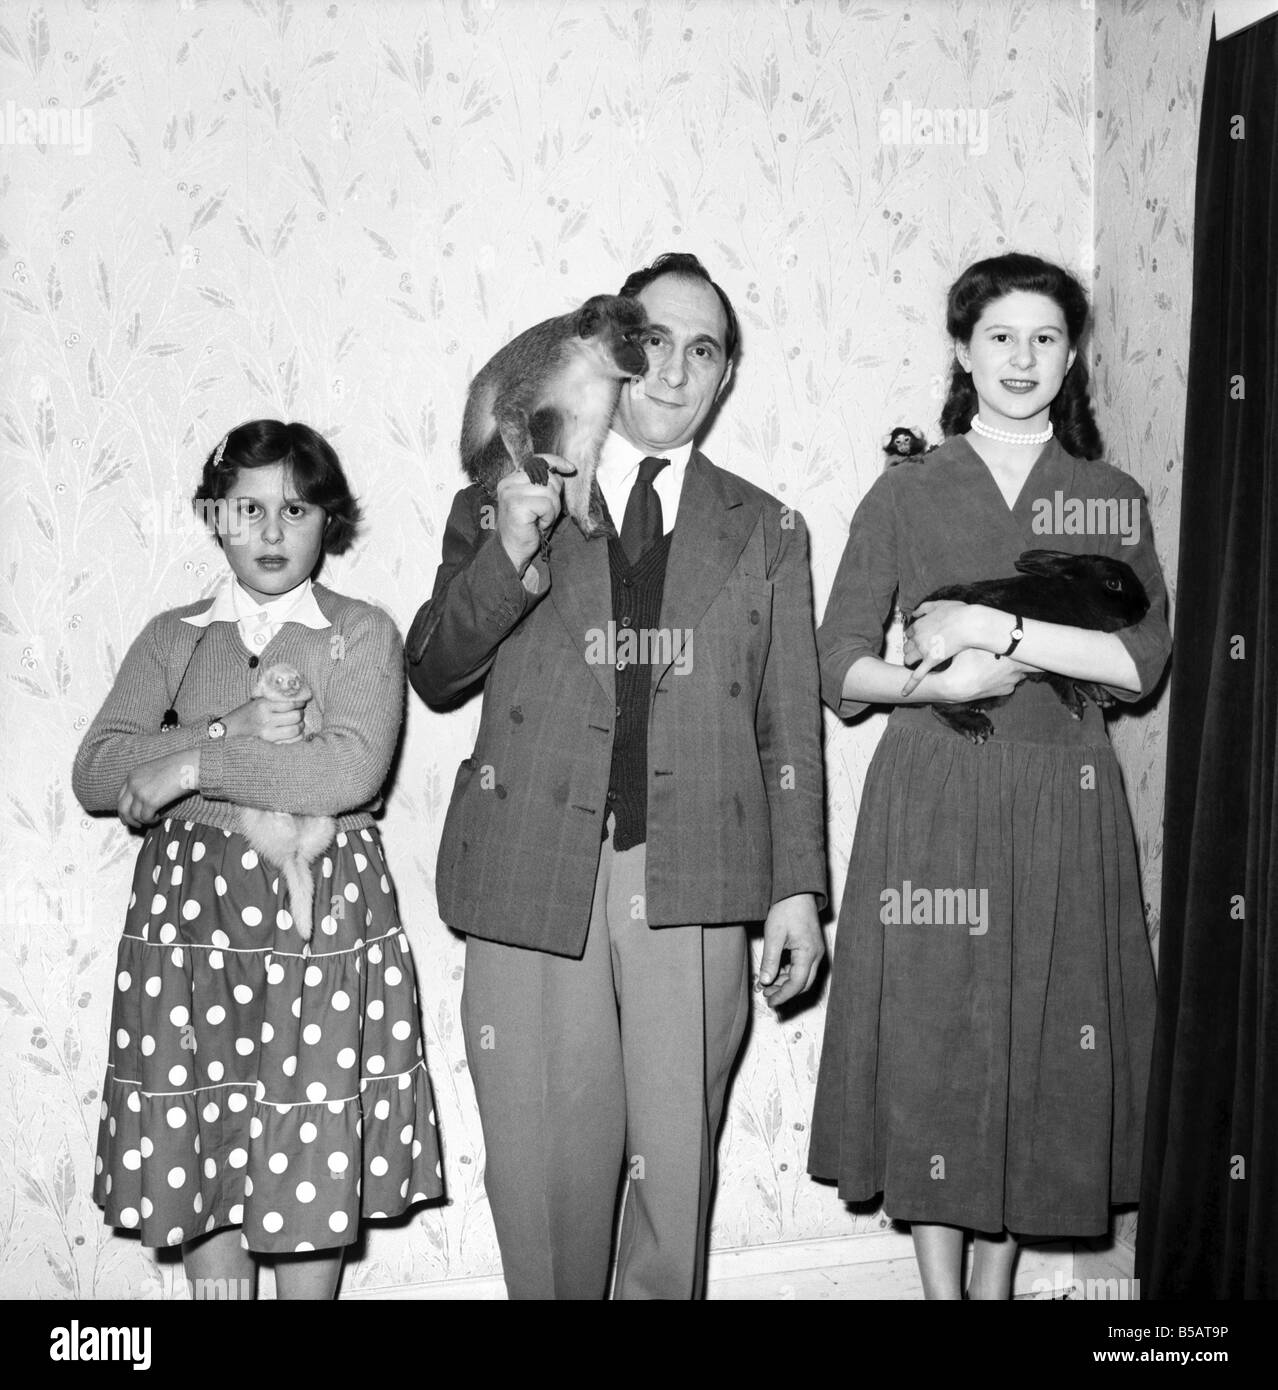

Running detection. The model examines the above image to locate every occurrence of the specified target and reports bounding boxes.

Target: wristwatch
[206,716,227,740]
[999,615,1025,659]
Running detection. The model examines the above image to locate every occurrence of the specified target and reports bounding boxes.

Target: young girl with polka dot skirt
[72,421,443,1298]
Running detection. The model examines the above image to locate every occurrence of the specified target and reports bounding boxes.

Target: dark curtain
[1135,15,1278,1299]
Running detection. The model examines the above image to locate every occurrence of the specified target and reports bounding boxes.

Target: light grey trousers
[460,826,750,1299]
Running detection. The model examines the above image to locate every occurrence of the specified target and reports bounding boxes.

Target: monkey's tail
[281,855,318,948]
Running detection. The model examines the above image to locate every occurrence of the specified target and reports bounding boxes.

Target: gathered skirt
[93,817,444,1253]
[807,697,1156,1238]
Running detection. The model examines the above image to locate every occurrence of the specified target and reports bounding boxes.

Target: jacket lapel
[655,452,756,681]
[546,511,615,701]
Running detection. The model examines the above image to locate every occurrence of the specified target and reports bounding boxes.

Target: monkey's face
[613,275,733,452]
[576,295,649,378]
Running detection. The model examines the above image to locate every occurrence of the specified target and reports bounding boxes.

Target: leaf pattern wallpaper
[0,0,1211,1296]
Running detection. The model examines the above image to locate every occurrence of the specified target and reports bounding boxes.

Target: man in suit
[408,252,826,1299]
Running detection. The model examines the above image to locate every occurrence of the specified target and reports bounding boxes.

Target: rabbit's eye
[1104,578,1122,591]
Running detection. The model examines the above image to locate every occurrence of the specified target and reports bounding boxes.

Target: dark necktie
[620,456,670,565]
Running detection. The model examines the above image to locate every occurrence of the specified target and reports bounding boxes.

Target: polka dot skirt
[93,818,444,1253]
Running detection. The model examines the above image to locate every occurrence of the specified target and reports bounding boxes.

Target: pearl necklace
[970,413,1053,446]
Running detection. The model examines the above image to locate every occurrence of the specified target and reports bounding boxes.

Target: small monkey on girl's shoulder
[460,294,649,539]
[236,662,335,948]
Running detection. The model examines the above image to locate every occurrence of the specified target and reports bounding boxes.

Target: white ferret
[237,662,336,948]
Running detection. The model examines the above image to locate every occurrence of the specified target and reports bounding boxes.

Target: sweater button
[606,788,618,802]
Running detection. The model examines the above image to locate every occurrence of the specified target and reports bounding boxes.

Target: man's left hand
[757,893,824,1010]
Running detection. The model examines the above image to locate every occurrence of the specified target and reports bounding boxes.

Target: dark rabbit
[908,549,1149,744]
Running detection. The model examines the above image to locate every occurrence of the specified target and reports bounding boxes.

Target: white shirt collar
[595,430,693,535]
[182,575,330,632]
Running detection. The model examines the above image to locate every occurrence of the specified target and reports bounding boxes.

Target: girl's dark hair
[939,253,1104,460]
[192,419,361,555]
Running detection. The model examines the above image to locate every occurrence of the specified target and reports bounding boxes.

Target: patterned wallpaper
[0,0,1208,1297]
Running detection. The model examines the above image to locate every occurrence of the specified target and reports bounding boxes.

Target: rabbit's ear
[1014,549,1073,577]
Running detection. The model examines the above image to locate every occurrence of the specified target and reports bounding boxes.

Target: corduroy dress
[807,436,1171,1236]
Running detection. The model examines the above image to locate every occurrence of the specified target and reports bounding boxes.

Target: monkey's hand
[521,452,576,487]
[497,465,565,575]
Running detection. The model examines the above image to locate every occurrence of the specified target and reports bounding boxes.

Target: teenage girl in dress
[808,254,1171,1298]
[73,420,443,1298]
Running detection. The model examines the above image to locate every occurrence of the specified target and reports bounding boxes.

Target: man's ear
[715,358,735,400]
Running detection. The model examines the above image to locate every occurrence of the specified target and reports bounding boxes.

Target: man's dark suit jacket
[407,450,827,957]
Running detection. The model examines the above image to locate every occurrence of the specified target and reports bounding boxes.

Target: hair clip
[212,434,229,467]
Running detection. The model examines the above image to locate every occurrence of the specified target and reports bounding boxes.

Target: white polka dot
[244,1176,253,1197]
[241,906,262,927]
[228,1148,247,1169]
[282,1055,298,1077]
[140,1137,153,1158]
[119,1207,139,1228]
[250,1116,263,1139]
[206,1005,225,1025]
[320,915,337,936]
[108,1117,116,1137]
[170,947,184,969]
[385,965,402,987]
[127,1091,141,1113]
[95,1155,103,1174]
[117,971,132,991]
[343,882,358,903]
[167,1167,185,1189]
[400,1179,409,1198]
[140,1195,151,1217]
[214,875,227,897]
[233,984,253,1005]
[299,1121,317,1142]
[141,1035,156,1056]
[241,850,259,870]
[367,1000,384,1021]
[306,1082,327,1103]
[268,1153,288,1175]
[380,875,391,893]
[202,1102,219,1122]
[262,1211,283,1233]
[276,909,293,930]
[166,841,179,861]
[145,975,162,997]
[291,997,302,1018]
[374,1099,390,1120]
[327,1153,348,1174]
[209,950,224,971]
[158,923,177,944]
[392,1020,411,1041]
[122,1149,141,1170]
[304,965,323,988]
[295,1180,316,1203]
[227,1091,247,1112]
[353,853,367,871]
[322,857,332,878]
[228,1203,244,1223]
[331,990,350,1011]
[150,894,166,915]
[260,1021,274,1043]
[266,962,285,985]
[398,1072,412,1091]
[328,1211,349,1233]
[193,1192,203,1214]
[191,842,206,862]
[104,1174,112,1194]
[336,1047,355,1069]
[367,944,383,966]
[206,1060,224,1082]
[366,1055,384,1075]
[168,1065,187,1086]
[115,1028,130,1049]
[235,1037,254,1056]
[165,1225,183,1245]
[170,865,184,886]
[181,900,200,921]
[211,929,230,949]
[295,1240,314,1252]
[328,1100,343,1115]
[169,1005,189,1028]
[166,1107,186,1129]
[370,1155,388,1176]
[400,1124,413,1144]
[412,1139,422,1158]
[303,1024,322,1046]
